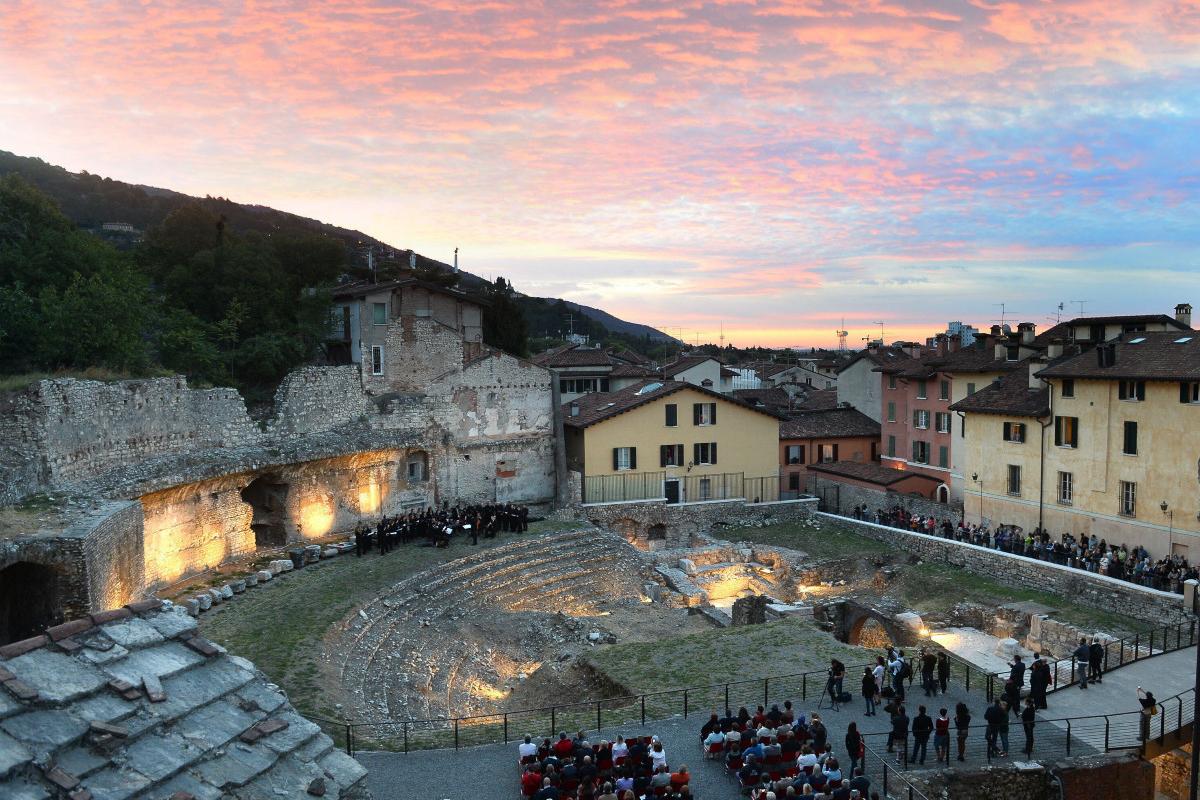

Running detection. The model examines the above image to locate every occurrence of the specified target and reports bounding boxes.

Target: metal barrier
[860,686,1195,773]
[582,471,666,504]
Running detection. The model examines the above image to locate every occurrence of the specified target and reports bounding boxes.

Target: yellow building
[952,332,1200,559]
[564,380,781,504]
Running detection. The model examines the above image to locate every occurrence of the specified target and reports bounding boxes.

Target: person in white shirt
[518,735,537,761]
[757,723,774,739]
[703,728,726,757]
[650,741,668,770]
[611,736,629,760]
[796,745,819,770]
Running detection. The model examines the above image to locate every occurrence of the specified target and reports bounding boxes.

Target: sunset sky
[2,1,1197,348]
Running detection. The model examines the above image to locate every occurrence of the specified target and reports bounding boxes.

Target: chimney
[1046,337,1064,360]
[994,338,1007,361]
[1177,303,1193,328]
[408,250,416,269]
[990,325,1002,338]
[947,334,962,353]
[936,334,948,357]
[569,402,580,417]
[1097,343,1116,368]
[1018,322,1036,345]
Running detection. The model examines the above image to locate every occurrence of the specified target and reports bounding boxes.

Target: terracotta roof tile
[949,370,1050,417]
[808,461,944,486]
[779,408,880,439]
[1036,331,1200,381]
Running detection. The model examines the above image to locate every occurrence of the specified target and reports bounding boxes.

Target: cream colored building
[952,332,1200,559]
[564,380,781,504]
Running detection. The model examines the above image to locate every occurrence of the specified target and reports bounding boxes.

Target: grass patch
[897,562,1142,634]
[716,519,893,560]
[586,616,874,716]
[199,520,589,722]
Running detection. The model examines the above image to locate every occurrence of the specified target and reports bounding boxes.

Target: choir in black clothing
[353,502,530,556]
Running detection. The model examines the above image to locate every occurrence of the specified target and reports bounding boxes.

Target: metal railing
[744,474,792,504]
[984,618,1197,696]
[582,471,666,504]
[678,472,744,503]
[860,685,1195,774]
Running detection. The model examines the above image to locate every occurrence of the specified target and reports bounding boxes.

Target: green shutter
[613,448,620,471]
[710,442,717,464]
[629,447,637,470]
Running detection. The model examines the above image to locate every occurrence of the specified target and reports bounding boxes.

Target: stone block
[218,585,234,600]
[102,618,165,649]
[2,650,105,704]
[101,642,205,686]
[79,766,151,800]
[317,747,367,788]
[280,561,294,573]
[678,558,697,575]
[245,574,258,587]
[0,730,33,777]
[230,580,247,594]
[143,674,166,703]
[322,548,338,559]
[147,610,199,640]
[193,742,278,789]
[122,732,197,781]
[206,588,224,605]
[195,594,212,611]
[174,699,259,750]
[183,599,200,617]
[257,570,272,582]
[1,709,89,750]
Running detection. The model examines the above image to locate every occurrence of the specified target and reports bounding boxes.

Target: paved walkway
[356,675,995,799]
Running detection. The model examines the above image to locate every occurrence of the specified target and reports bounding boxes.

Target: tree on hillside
[481,277,529,357]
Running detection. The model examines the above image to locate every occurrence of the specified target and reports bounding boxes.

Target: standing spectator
[936,652,950,695]
[1021,698,1036,756]
[845,722,863,775]
[890,705,909,765]
[984,699,1006,757]
[889,652,906,701]
[1008,654,1025,692]
[1072,638,1091,689]
[872,657,886,699]
[861,667,877,716]
[1137,687,1157,741]
[933,708,950,764]
[1089,639,1105,684]
[910,705,933,765]
[830,658,846,707]
[920,649,937,697]
[954,703,971,762]
[1029,654,1049,710]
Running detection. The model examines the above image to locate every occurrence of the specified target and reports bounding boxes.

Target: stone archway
[240,473,291,547]
[0,561,63,645]
[839,601,920,648]
[936,484,949,504]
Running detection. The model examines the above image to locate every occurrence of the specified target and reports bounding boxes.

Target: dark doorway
[240,475,291,548]
[664,480,680,504]
[0,562,62,645]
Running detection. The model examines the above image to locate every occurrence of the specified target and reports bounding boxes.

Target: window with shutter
[1003,422,1011,440]
[887,435,896,457]
[665,404,678,427]
[660,445,670,467]
[1122,421,1138,455]
[710,442,717,464]
[1061,379,1074,398]
[1054,416,1078,448]
[887,402,896,423]
[938,445,948,467]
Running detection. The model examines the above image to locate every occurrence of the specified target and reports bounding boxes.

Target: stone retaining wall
[584,497,818,550]
[821,513,1189,622]
[809,474,963,524]
[908,751,1154,800]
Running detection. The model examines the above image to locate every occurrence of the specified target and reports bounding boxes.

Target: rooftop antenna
[836,317,849,351]
[368,246,376,284]
[720,323,725,350]
[453,247,459,272]
[873,321,885,344]
[992,303,1022,331]
[564,313,575,336]
[1070,300,1090,315]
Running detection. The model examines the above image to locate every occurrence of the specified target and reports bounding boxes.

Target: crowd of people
[849,504,1199,594]
[518,732,693,800]
[352,501,530,554]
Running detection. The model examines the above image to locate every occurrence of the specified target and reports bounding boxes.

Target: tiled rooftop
[0,602,366,800]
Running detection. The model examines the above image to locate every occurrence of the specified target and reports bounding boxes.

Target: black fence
[983,618,1197,697]
[859,686,1195,778]
[677,472,744,503]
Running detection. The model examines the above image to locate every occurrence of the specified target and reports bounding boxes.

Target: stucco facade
[565,384,780,503]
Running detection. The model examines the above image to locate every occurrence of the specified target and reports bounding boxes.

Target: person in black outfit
[936,652,950,695]
[1089,639,1105,684]
[890,706,909,765]
[984,699,1006,757]
[1021,697,1036,756]
[354,523,366,557]
[910,705,933,765]
[954,702,971,762]
[1029,654,1049,710]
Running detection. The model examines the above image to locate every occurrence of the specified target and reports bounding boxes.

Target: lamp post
[1161,500,1175,555]
[972,472,982,524]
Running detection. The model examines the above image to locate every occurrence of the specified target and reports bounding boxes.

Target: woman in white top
[650,741,668,770]
[611,736,628,760]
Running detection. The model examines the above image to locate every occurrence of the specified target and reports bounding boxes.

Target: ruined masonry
[0,600,367,800]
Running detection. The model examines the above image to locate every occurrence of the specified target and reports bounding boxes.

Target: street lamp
[1161,500,1175,555]
[972,472,982,524]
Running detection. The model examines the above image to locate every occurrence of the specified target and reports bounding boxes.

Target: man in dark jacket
[1073,639,1091,688]
[1089,639,1105,684]
[910,705,933,764]
[1029,654,1050,709]
[984,699,1006,757]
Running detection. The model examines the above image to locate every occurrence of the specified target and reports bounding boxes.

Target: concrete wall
[818,512,1189,623]
[835,358,882,422]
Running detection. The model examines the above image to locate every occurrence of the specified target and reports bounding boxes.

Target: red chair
[706,742,724,759]
[726,755,744,772]
[654,788,669,798]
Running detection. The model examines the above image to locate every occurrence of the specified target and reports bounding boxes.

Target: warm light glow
[919,627,931,637]
[299,495,336,539]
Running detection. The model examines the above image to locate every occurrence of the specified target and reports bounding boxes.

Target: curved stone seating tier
[329,529,651,725]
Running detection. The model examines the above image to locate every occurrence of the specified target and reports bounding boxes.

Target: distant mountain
[560,300,676,343]
[0,149,677,345]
